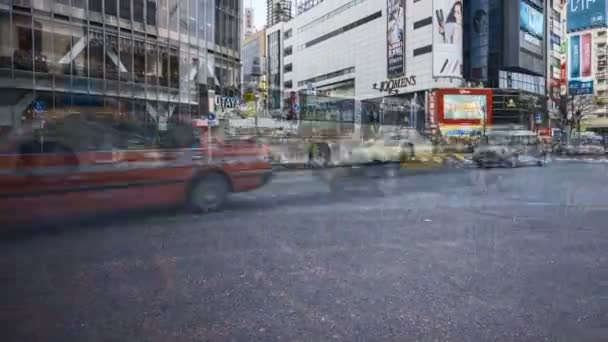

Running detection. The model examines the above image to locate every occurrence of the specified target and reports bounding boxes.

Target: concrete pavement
[1,162,608,341]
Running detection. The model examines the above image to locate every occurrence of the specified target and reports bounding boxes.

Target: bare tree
[557,94,596,138]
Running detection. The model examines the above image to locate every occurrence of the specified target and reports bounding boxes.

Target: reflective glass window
[120,0,131,20]
[89,0,102,12]
[159,45,169,87]
[145,42,158,85]
[169,46,178,88]
[33,20,52,74]
[89,32,104,79]
[14,14,33,71]
[105,33,119,80]
[134,0,144,22]
[105,0,118,16]
[0,11,12,69]
[133,39,145,83]
[169,0,177,32]
[146,0,157,25]
[158,0,167,29]
[119,36,132,82]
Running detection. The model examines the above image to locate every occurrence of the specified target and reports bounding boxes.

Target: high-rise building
[243,29,266,91]
[546,0,566,120]
[565,0,608,112]
[464,0,548,127]
[266,0,468,129]
[0,0,241,131]
[266,0,292,27]
[244,7,255,36]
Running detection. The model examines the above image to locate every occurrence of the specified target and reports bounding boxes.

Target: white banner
[387,0,406,78]
[433,0,463,78]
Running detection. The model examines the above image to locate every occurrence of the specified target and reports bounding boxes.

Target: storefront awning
[586,117,608,130]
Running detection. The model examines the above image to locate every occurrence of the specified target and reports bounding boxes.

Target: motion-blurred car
[473,130,546,168]
[563,138,605,156]
[348,128,461,170]
[0,114,273,226]
[320,129,461,192]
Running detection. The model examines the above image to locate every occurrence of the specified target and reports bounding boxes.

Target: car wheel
[188,173,229,212]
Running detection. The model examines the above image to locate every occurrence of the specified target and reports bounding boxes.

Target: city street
[2,162,608,341]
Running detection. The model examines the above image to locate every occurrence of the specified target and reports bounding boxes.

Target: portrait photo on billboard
[433,0,463,78]
[567,0,608,32]
[469,0,489,80]
[387,0,406,78]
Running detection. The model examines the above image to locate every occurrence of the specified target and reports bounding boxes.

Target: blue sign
[535,112,542,124]
[293,103,300,114]
[567,0,608,32]
[570,35,581,78]
[207,112,216,121]
[519,1,544,38]
[568,80,594,95]
[33,101,46,112]
[550,33,560,46]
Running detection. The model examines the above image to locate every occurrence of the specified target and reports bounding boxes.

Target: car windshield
[2,2,607,341]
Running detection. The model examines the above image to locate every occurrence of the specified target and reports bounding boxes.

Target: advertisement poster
[433,0,463,77]
[468,0,489,80]
[443,94,487,120]
[582,33,592,77]
[567,0,608,32]
[570,35,581,78]
[387,0,406,78]
[568,33,594,95]
[519,1,544,38]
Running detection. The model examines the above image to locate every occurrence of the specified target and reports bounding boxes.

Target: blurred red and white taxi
[0,114,272,226]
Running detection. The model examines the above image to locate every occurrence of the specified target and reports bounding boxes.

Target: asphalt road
[2,162,608,341]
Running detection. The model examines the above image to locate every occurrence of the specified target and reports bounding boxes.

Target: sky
[247,0,267,30]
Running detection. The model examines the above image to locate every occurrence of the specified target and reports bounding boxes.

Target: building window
[284,80,293,88]
[284,46,292,56]
[106,0,118,16]
[89,0,102,12]
[297,66,355,87]
[413,45,432,56]
[120,0,131,20]
[284,63,292,73]
[134,0,145,23]
[284,29,292,39]
[305,11,381,48]
[413,17,432,30]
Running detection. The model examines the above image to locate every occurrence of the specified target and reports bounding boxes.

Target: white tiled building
[267,0,465,128]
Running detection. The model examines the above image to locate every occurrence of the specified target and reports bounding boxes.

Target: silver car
[473,130,547,168]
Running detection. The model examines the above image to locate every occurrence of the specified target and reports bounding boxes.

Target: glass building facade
[0,0,241,131]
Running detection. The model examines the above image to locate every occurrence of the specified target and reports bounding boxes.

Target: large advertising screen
[387,0,406,78]
[433,0,463,78]
[443,94,487,120]
[567,0,608,32]
[568,32,594,95]
[519,1,544,38]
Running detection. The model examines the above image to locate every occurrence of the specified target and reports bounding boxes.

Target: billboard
[568,32,594,95]
[433,0,463,77]
[519,1,544,38]
[567,0,608,32]
[468,0,489,80]
[443,94,488,120]
[436,88,493,124]
[387,0,406,78]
